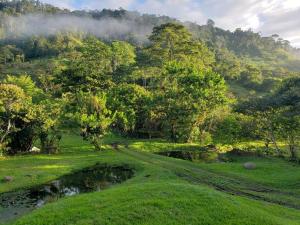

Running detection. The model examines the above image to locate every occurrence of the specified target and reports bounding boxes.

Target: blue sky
[41,0,300,47]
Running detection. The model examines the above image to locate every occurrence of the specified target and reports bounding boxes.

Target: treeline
[0,0,64,14]
[0,32,298,97]
[0,0,300,99]
[0,1,299,160]
[0,22,299,161]
[1,1,300,71]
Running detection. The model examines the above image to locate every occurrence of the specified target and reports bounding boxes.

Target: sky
[41,0,300,47]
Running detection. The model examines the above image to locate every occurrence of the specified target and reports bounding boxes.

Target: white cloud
[41,0,300,47]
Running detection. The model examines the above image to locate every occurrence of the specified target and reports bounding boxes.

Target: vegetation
[0,1,299,224]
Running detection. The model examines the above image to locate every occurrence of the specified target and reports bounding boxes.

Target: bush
[213,114,256,144]
[213,115,242,144]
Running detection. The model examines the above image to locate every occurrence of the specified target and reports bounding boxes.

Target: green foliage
[1,4,300,223]
[107,84,151,135]
[58,37,113,93]
[4,74,44,102]
[0,0,62,15]
[0,78,63,155]
[37,99,64,154]
[152,62,228,142]
[213,115,242,144]
[0,45,24,64]
[146,23,215,70]
[273,77,300,114]
[214,48,242,80]
[147,23,192,65]
[73,93,112,150]
[240,64,263,88]
[0,83,36,154]
[111,41,136,71]
[213,114,255,144]
[237,77,300,160]
[0,13,298,156]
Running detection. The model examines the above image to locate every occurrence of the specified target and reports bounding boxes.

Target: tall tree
[153,62,227,142]
[107,84,151,135]
[73,92,112,151]
[58,37,113,94]
[146,23,214,70]
[111,41,136,72]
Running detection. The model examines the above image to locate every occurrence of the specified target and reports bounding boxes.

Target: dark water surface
[0,164,134,223]
[157,150,220,162]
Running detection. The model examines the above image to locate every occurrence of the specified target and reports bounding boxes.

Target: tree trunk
[171,123,176,142]
[270,131,281,155]
[0,119,12,144]
[288,135,297,161]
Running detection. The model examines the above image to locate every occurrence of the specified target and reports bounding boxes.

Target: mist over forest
[0,1,299,225]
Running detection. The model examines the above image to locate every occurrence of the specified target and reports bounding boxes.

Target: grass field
[1,134,300,225]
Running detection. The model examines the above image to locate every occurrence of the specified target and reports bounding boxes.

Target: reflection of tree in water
[0,164,134,223]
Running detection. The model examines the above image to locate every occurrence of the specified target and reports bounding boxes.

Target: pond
[0,164,134,223]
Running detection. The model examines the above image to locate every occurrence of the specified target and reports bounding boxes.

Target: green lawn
[0,134,299,225]
[198,156,300,191]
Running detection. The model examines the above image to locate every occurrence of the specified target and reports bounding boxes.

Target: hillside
[1,1,300,100]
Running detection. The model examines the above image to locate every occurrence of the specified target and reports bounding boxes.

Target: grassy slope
[198,156,300,191]
[0,134,299,225]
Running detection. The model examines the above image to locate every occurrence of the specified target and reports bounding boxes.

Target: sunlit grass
[1,134,299,225]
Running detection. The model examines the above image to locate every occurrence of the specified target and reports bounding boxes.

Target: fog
[3,14,154,42]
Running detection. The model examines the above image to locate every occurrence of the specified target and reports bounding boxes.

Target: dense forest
[0,0,299,161]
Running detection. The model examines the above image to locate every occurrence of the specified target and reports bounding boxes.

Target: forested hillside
[0,0,299,159]
[1,0,300,92]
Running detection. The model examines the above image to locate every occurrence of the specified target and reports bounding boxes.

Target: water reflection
[0,164,134,223]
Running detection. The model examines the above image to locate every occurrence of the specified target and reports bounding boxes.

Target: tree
[0,79,62,155]
[111,41,136,72]
[0,84,33,154]
[0,84,29,153]
[271,78,300,160]
[237,98,283,154]
[4,75,44,102]
[58,37,113,93]
[107,84,151,135]
[74,92,112,151]
[147,23,192,64]
[37,99,64,154]
[111,41,137,83]
[214,48,242,80]
[277,114,300,160]
[272,77,300,114]
[207,19,215,27]
[240,64,263,88]
[237,77,300,160]
[213,114,243,144]
[0,45,24,64]
[153,62,227,142]
[146,23,214,69]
